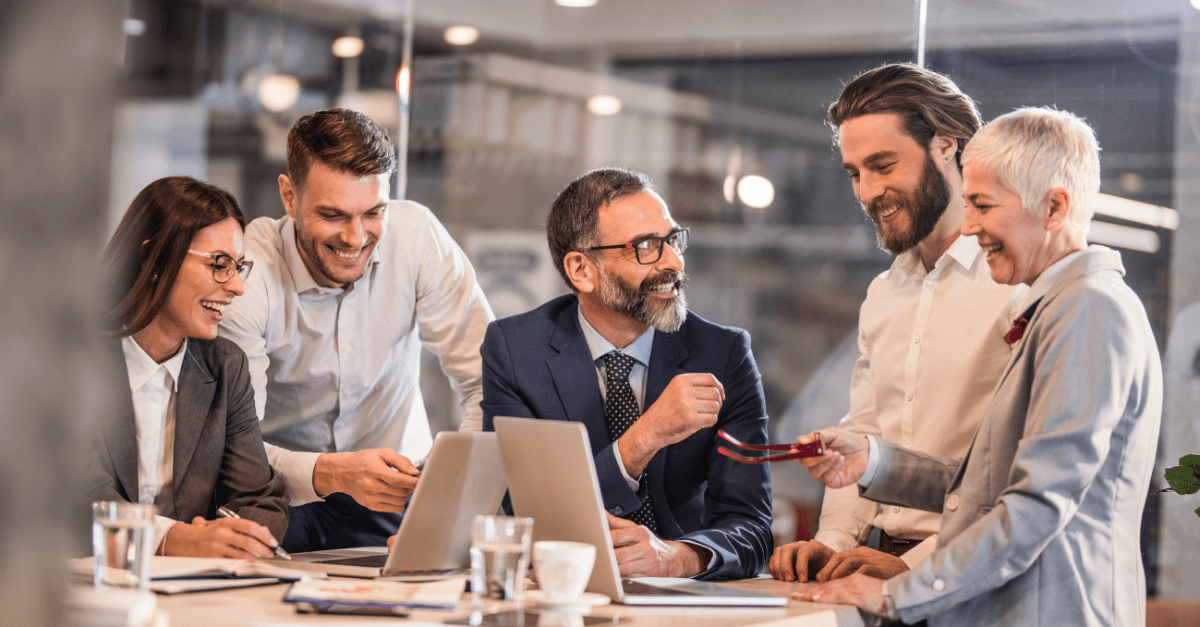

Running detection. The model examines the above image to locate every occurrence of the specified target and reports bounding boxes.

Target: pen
[216,506,291,560]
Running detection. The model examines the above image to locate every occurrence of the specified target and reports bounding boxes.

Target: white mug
[532,541,596,604]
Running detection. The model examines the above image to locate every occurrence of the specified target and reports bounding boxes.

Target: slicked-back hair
[286,108,397,191]
[103,176,246,337]
[829,63,982,169]
[962,107,1101,239]
[547,168,656,290]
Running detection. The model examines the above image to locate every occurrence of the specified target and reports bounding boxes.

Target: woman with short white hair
[791,108,1162,627]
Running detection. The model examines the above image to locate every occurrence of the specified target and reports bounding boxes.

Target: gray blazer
[863,246,1162,626]
[87,336,288,541]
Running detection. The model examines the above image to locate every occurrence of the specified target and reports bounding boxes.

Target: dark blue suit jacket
[481,294,772,580]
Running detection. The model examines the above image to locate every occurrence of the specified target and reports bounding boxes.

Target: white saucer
[524,590,612,608]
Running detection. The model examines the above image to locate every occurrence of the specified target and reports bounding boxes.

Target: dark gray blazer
[862,246,1162,626]
[87,336,288,541]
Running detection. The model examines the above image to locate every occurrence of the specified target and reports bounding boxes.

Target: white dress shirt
[121,335,187,550]
[815,234,1025,568]
[576,308,654,489]
[218,201,494,504]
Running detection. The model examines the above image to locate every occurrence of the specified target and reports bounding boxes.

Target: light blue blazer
[863,246,1162,626]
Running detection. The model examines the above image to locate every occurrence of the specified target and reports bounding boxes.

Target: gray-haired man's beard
[864,152,952,256]
[597,266,688,333]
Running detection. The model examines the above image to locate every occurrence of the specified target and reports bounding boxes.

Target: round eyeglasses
[587,227,689,265]
[187,250,253,283]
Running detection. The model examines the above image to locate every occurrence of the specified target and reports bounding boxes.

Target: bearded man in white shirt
[219,108,494,552]
[769,63,1024,583]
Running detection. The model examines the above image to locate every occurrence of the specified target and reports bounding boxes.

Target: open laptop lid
[383,430,507,574]
[493,417,625,602]
[494,417,786,607]
[281,431,507,577]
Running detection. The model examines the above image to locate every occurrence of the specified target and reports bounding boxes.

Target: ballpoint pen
[216,506,291,560]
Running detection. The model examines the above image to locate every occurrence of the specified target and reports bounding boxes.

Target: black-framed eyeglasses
[187,250,253,283]
[588,227,689,265]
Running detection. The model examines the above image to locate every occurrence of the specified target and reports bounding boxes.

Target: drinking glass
[92,501,156,589]
[470,515,534,610]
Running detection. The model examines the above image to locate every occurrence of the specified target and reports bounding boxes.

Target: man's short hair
[547,167,656,290]
[828,63,982,168]
[286,108,397,191]
[962,107,1101,239]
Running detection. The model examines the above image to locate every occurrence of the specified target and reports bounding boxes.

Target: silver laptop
[276,431,508,578]
[493,416,786,606]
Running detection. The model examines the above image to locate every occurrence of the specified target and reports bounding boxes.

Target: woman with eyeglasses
[87,176,288,558]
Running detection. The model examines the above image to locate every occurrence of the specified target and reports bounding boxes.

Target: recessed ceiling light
[332,36,364,58]
[259,74,300,112]
[737,175,775,209]
[444,25,480,46]
[587,95,621,116]
[556,0,599,6]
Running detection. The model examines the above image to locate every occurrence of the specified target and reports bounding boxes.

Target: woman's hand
[797,428,870,489]
[163,516,279,558]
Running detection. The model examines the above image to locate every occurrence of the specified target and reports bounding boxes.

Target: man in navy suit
[481,168,772,580]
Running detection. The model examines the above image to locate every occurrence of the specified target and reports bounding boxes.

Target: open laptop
[274,431,508,578]
[493,416,787,607]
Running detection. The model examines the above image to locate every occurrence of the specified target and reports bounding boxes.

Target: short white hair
[961,107,1100,239]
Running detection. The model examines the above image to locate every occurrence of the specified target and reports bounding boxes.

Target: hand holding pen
[217,506,291,560]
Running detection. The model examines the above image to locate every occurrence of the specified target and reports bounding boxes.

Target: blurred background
[3,0,1200,622]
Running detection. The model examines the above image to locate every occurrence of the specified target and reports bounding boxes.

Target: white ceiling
[223,0,1190,58]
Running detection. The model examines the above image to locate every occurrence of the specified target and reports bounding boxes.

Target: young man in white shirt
[219,109,494,551]
[769,64,1024,583]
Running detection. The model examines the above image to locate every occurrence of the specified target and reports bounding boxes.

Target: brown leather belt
[879,530,920,557]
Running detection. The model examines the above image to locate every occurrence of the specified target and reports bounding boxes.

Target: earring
[945,156,951,162]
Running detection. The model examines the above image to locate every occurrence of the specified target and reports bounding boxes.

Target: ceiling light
[332,36,364,58]
[258,74,300,112]
[1192,0,1200,11]
[444,25,479,46]
[556,0,599,6]
[587,95,622,116]
[122,19,146,37]
[1087,220,1160,254]
[737,175,775,209]
[1093,193,1178,230]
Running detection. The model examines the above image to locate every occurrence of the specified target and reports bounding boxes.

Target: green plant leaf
[1194,506,1200,520]
[1166,465,1200,495]
[1182,455,1200,472]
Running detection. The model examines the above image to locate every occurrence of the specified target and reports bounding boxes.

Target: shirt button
[933,579,945,591]
[946,495,960,510]
[906,392,914,402]
[610,506,623,515]
[913,336,921,344]
[926,282,935,289]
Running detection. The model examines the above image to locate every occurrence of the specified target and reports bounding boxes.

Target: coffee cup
[532,541,596,605]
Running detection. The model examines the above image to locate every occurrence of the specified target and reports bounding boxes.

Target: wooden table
[155,577,865,627]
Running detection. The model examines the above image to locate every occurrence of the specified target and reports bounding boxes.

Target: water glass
[470,515,534,610]
[92,501,156,589]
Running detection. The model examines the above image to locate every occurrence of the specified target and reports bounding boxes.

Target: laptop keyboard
[621,580,693,596]
[318,554,388,568]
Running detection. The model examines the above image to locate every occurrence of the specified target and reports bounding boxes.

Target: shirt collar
[1019,246,1090,314]
[280,215,383,296]
[121,335,186,392]
[890,234,982,279]
[577,306,655,367]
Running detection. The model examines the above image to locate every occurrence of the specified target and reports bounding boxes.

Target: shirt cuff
[611,442,641,492]
[153,515,177,554]
[858,435,881,488]
[265,444,324,505]
[678,540,718,577]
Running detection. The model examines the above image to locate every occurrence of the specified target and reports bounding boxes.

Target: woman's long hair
[103,177,245,337]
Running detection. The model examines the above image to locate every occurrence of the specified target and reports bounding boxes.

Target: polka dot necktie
[603,351,659,533]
